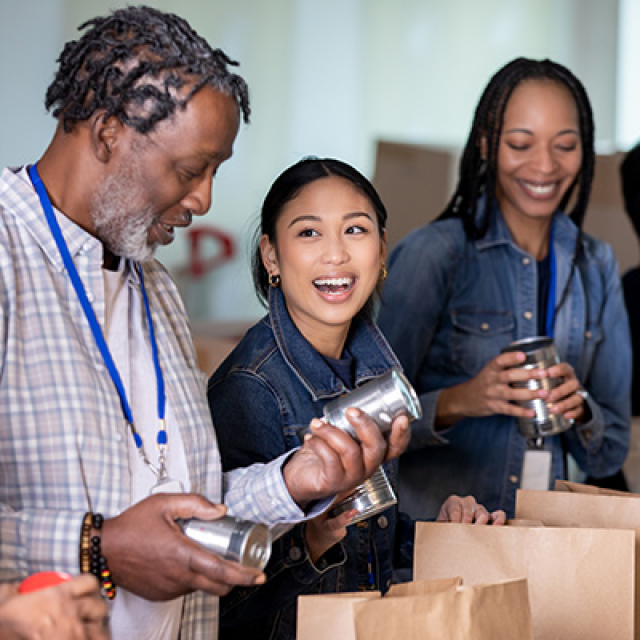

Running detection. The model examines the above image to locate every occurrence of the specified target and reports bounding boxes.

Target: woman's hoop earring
[268,273,281,288]
[379,263,388,282]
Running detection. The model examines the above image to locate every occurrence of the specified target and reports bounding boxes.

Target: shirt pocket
[450,309,515,375]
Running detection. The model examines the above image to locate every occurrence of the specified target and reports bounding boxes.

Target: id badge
[150,476,185,495]
[521,449,552,491]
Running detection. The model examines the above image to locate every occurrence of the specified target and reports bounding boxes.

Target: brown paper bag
[517,484,640,635]
[353,578,533,640]
[414,521,635,640]
[297,578,461,640]
[386,575,462,596]
[554,478,640,497]
[297,592,381,640]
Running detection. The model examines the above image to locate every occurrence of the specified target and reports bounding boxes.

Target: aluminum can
[324,368,421,523]
[180,515,272,570]
[322,368,422,438]
[329,466,397,524]
[502,336,572,439]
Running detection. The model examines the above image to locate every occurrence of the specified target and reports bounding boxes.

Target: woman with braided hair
[378,57,631,519]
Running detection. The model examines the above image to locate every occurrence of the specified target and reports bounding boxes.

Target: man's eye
[180,169,204,181]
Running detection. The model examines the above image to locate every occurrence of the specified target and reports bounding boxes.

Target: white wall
[0,0,624,322]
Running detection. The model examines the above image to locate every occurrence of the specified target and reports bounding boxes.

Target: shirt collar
[2,166,139,280]
[267,285,400,400]
[474,194,580,258]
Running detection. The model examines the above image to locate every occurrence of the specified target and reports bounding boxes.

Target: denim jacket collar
[268,285,400,400]
[474,196,580,259]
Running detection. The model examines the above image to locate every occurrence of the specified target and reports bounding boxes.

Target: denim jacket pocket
[450,309,515,375]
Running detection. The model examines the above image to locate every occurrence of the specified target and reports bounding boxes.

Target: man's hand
[0,574,109,640]
[101,494,266,601]
[436,494,506,525]
[283,408,410,508]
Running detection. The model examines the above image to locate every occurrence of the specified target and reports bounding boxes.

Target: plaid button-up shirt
[0,167,305,638]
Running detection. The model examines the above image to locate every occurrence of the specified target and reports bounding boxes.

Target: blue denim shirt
[378,206,631,519]
[208,286,405,639]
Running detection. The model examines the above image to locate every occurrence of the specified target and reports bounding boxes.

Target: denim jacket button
[481,322,489,331]
[376,515,389,529]
[289,546,302,561]
[524,311,533,320]
[522,257,531,265]
[509,475,519,484]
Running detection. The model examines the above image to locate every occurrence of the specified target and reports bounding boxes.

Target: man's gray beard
[91,167,158,263]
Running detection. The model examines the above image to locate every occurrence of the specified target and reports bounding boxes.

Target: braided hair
[440,57,595,241]
[45,5,250,134]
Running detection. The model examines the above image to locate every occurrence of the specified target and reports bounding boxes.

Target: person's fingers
[458,496,478,523]
[158,494,228,523]
[495,350,527,370]
[64,574,102,599]
[471,505,490,525]
[490,510,507,525]
[326,509,356,530]
[385,415,411,461]
[184,544,265,596]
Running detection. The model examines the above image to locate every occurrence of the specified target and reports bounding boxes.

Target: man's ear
[89,113,124,163]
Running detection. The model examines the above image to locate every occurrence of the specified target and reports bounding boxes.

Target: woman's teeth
[522,181,555,195]
[314,277,354,293]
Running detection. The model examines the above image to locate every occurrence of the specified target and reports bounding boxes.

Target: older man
[0,7,409,638]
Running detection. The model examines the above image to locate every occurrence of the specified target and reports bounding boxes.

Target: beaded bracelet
[89,513,116,600]
[79,512,92,574]
[80,512,116,600]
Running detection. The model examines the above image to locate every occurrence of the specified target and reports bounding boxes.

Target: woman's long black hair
[440,57,595,242]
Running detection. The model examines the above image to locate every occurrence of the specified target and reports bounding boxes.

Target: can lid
[239,524,272,570]
[18,571,73,594]
[391,368,422,421]
[501,336,553,355]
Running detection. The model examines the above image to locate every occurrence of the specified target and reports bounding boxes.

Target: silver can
[329,466,397,524]
[324,368,422,523]
[180,515,272,570]
[322,368,422,438]
[502,336,572,439]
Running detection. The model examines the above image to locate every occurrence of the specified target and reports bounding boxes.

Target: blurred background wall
[1,0,638,332]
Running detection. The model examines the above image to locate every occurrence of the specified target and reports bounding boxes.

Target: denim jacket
[208,286,405,639]
[378,205,631,519]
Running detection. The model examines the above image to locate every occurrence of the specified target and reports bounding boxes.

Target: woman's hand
[436,494,506,525]
[304,498,355,564]
[436,350,552,427]
[544,361,587,423]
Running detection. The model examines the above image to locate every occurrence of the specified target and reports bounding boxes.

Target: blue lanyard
[545,225,557,339]
[28,164,168,477]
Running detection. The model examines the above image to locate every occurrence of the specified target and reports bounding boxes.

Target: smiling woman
[207,157,504,639]
[258,174,385,358]
[377,57,631,521]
